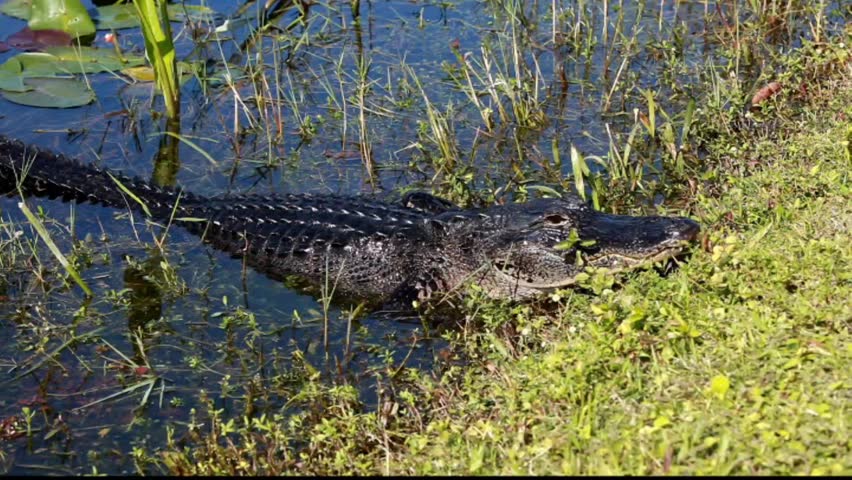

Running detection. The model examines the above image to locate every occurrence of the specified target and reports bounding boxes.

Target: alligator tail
[0,135,197,219]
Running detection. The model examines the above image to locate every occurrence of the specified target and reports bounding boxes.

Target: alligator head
[433,195,700,300]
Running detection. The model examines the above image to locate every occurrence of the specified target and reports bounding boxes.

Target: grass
[154,28,852,476]
[394,154,849,473]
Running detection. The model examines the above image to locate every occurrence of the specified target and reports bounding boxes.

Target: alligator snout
[672,217,701,242]
[579,213,699,247]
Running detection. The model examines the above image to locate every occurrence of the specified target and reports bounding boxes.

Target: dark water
[0,0,847,474]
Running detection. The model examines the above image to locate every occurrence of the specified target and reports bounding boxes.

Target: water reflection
[151,119,182,188]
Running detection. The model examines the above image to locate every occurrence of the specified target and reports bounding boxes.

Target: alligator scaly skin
[0,135,701,307]
[0,135,447,303]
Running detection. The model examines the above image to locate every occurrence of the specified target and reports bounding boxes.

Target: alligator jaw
[492,239,694,293]
[480,207,701,298]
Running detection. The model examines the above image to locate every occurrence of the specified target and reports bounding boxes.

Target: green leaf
[4,52,61,77]
[2,327,104,384]
[160,131,219,166]
[92,3,140,30]
[46,45,144,68]
[0,74,28,92]
[642,88,657,138]
[107,172,152,218]
[121,65,156,82]
[571,144,590,201]
[0,0,32,20]
[0,58,29,92]
[18,46,144,75]
[710,374,730,399]
[17,200,92,295]
[653,415,671,429]
[94,3,215,30]
[28,0,96,38]
[468,444,484,473]
[681,98,696,146]
[523,184,563,198]
[554,229,582,251]
[4,1,214,31]
[133,0,180,119]
[2,77,94,108]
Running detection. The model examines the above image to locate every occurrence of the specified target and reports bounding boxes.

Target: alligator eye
[543,213,570,226]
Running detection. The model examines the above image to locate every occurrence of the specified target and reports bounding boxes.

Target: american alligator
[0,135,700,307]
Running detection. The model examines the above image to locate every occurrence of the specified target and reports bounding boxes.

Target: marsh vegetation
[0,0,849,474]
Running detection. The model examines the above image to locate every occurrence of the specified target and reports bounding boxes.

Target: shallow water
[0,0,847,474]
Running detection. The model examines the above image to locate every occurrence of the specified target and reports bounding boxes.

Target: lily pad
[44,45,146,71]
[121,65,155,82]
[94,3,215,30]
[92,3,137,30]
[2,46,145,77]
[0,0,32,20]
[166,4,216,22]
[4,0,217,31]
[0,74,27,92]
[0,57,29,91]
[5,26,72,50]
[28,0,96,38]
[1,76,94,108]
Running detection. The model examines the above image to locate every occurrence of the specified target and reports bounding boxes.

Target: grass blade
[570,144,590,201]
[160,132,219,166]
[3,327,105,384]
[17,201,92,296]
[108,172,152,217]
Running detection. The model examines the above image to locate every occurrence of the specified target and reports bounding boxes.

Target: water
[0,0,847,474]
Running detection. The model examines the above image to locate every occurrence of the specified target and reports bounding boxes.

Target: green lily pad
[4,1,216,31]
[121,65,156,82]
[0,57,29,91]
[120,61,197,91]
[0,75,28,92]
[2,76,94,108]
[1,46,145,77]
[94,3,215,30]
[28,0,96,38]
[167,4,215,22]
[92,3,138,30]
[0,0,32,20]
[44,45,146,71]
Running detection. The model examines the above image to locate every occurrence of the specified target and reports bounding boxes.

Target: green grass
[390,59,852,475]
[396,183,849,474]
[157,35,851,475]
